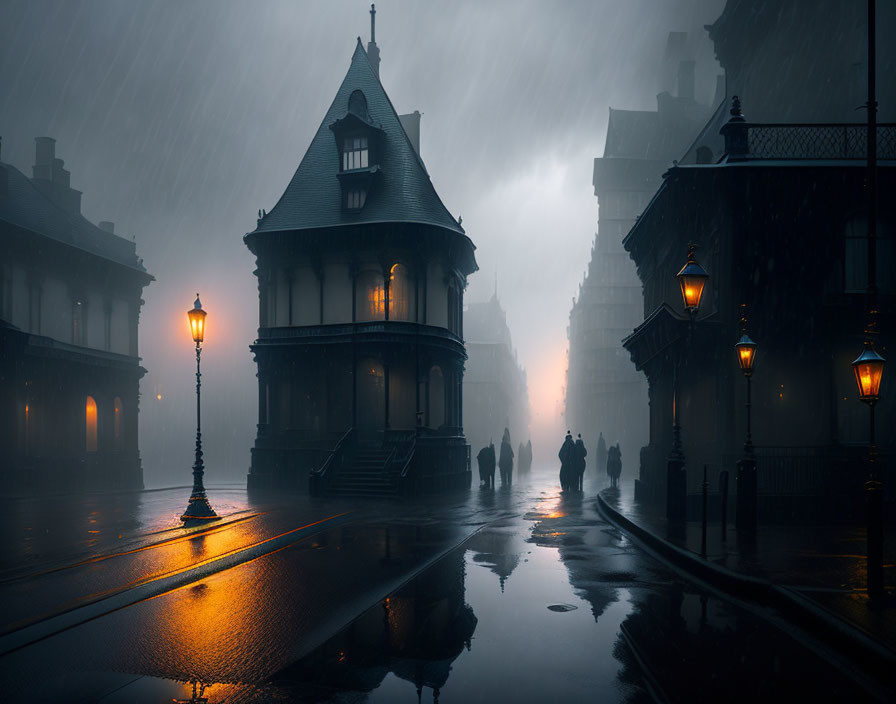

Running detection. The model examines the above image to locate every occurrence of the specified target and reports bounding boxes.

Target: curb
[596,491,896,683]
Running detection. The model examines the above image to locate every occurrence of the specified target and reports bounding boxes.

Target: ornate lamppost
[666,243,709,522]
[181,294,219,525]
[852,0,886,598]
[734,306,758,534]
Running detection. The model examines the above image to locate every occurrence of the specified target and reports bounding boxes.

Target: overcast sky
[0,0,724,483]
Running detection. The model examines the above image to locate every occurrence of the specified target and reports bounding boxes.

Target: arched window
[389,263,415,321]
[85,396,98,452]
[356,270,385,322]
[113,397,124,449]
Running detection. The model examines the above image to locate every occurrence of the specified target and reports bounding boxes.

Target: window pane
[360,150,368,168]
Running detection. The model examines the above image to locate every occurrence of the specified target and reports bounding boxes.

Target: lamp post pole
[735,306,758,535]
[859,0,885,598]
[181,295,218,525]
[666,243,709,523]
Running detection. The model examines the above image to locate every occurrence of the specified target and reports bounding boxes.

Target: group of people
[558,431,588,492]
[558,431,623,493]
[477,428,531,488]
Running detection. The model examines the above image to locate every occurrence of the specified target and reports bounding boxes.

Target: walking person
[575,433,587,491]
[558,430,575,492]
[499,427,514,486]
[607,443,622,489]
[477,445,489,487]
[486,441,496,488]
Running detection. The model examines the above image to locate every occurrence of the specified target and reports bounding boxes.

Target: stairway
[325,448,400,497]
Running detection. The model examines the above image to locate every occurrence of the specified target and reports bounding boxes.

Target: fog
[0,0,724,485]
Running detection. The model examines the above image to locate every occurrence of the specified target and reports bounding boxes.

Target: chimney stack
[399,111,422,156]
[31,137,82,214]
[367,4,381,78]
[678,60,695,101]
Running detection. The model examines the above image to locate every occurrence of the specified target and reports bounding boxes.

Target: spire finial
[367,4,381,78]
[370,4,376,44]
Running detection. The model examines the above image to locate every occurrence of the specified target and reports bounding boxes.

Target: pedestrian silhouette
[499,427,514,486]
[607,443,622,489]
[575,433,587,491]
[558,430,575,492]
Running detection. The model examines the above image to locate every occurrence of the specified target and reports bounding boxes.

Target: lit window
[343,136,369,171]
[346,189,367,210]
[368,283,385,317]
[389,263,411,320]
[85,396,98,452]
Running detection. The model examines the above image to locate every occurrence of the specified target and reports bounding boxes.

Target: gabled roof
[251,40,465,237]
[0,160,149,274]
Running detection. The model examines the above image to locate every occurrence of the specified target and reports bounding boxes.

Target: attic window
[348,90,369,120]
[343,136,369,171]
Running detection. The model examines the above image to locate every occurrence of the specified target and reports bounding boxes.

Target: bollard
[719,469,729,541]
[701,464,708,558]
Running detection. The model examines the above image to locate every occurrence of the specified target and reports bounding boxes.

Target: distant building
[0,137,152,492]
[463,294,530,455]
[622,1,895,519]
[245,16,477,494]
[565,32,716,465]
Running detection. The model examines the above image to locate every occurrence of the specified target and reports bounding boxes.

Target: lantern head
[187,294,207,344]
[852,343,885,403]
[677,243,709,313]
[735,333,757,376]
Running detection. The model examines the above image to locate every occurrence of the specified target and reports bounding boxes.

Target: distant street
[0,471,885,703]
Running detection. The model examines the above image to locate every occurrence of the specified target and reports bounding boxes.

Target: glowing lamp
[735,333,757,376]
[852,345,885,403]
[676,244,709,313]
[187,294,207,344]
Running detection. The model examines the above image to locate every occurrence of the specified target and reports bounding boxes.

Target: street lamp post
[666,243,709,522]
[734,306,758,534]
[852,0,886,598]
[181,294,219,525]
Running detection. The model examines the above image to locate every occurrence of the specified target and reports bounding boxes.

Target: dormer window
[330,89,383,212]
[343,136,369,171]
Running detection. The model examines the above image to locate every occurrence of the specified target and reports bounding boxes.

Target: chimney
[31,137,82,214]
[678,60,695,101]
[98,221,115,234]
[399,111,421,156]
[367,4,381,78]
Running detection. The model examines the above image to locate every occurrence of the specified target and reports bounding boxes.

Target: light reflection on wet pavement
[0,474,885,702]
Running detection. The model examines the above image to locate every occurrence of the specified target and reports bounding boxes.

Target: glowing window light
[85,396,98,452]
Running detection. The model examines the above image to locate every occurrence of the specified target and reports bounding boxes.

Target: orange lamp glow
[676,243,709,313]
[187,294,207,344]
[852,345,885,403]
[735,333,757,376]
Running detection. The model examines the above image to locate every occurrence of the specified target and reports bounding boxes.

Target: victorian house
[0,137,152,493]
[245,18,477,494]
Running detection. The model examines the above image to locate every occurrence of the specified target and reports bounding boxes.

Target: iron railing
[725,122,896,161]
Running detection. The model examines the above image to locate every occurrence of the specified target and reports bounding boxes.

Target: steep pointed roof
[251,40,465,237]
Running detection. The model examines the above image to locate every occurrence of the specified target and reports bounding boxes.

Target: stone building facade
[0,137,152,493]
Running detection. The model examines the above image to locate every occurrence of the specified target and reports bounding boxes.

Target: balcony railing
[719,99,896,161]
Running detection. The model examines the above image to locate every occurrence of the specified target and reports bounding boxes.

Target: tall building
[463,293,530,455]
[0,137,152,492]
[622,1,895,519]
[245,13,477,494]
[565,33,716,467]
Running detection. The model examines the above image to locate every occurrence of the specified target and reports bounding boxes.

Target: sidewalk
[597,487,896,678]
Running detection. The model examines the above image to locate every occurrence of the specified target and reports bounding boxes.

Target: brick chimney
[31,137,82,214]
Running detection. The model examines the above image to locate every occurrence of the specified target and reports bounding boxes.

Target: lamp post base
[181,494,220,525]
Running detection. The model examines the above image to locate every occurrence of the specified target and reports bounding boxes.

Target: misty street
[1,0,895,701]
[0,473,878,702]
